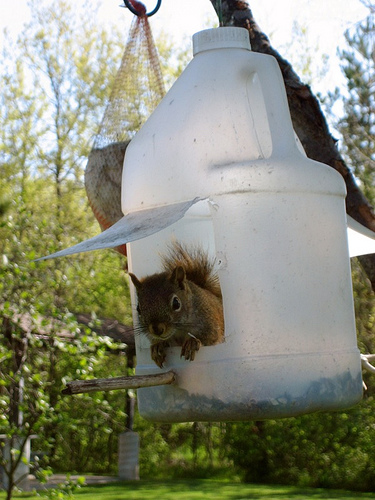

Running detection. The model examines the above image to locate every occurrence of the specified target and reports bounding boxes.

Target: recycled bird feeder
[122,27,364,422]
[43,27,368,422]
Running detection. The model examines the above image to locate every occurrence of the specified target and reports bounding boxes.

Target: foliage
[49,353,127,475]
[0,1,131,497]
[0,213,127,495]
[135,419,232,480]
[223,397,375,490]
[337,14,375,205]
[38,475,85,499]
[352,258,375,389]
[280,21,329,90]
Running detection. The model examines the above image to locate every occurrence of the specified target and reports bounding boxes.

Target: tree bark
[209,0,375,290]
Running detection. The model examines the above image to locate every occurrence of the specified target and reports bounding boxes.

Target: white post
[2,437,30,491]
[118,431,140,480]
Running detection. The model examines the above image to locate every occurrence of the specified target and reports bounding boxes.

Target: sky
[0,0,370,127]
[0,1,369,81]
[0,0,369,74]
[0,0,370,113]
[0,0,369,146]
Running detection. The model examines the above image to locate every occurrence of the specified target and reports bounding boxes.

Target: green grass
[2,480,375,500]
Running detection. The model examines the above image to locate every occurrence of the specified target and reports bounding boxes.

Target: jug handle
[247,54,301,159]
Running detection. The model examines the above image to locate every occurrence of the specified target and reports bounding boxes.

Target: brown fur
[129,241,224,368]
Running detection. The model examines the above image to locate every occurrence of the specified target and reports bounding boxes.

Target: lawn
[2,480,375,500]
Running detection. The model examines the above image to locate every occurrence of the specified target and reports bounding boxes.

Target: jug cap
[193,27,251,56]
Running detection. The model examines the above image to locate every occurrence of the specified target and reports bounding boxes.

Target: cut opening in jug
[127,199,227,369]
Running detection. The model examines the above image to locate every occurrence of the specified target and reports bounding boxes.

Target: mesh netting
[94,11,165,148]
[85,4,165,255]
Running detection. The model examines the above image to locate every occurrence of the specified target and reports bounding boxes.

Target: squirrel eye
[171,295,181,312]
[136,304,141,315]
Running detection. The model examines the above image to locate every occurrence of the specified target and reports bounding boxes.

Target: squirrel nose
[150,323,167,337]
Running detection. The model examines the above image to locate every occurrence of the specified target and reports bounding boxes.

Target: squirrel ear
[171,266,186,289]
[129,272,142,290]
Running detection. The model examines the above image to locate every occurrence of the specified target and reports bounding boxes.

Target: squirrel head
[129,266,192,342]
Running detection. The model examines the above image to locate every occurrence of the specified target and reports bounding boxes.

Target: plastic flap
[347,215,375,257]
[35,198,201,261]
[35,202,375,261]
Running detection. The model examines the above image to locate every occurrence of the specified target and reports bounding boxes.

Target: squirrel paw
[151,343,167,368]
[180,336,202,362]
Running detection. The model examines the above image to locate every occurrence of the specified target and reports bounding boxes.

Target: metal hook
[123,0,162,17]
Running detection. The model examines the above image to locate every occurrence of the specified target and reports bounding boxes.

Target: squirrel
[129,241,224,368]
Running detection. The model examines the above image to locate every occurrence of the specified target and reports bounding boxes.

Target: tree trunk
[209,0,375,290]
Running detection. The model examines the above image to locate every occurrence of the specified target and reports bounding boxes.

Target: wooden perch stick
[62,370,176,395]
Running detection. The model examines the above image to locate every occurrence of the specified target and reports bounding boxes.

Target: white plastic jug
[124,27,362,422]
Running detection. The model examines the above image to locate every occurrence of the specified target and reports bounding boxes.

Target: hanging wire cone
[85,9,166,255]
